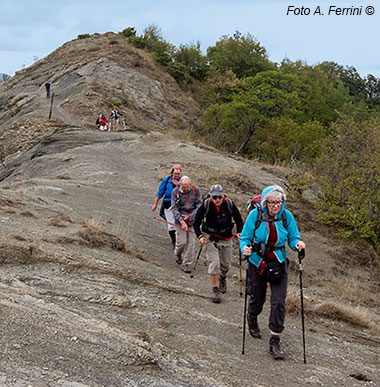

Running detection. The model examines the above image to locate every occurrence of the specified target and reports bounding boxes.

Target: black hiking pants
[247,260,288,334]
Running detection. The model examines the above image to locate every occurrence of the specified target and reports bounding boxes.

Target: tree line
[117,26,380,253]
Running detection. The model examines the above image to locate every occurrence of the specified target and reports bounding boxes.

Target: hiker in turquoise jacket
[240,185,305,360]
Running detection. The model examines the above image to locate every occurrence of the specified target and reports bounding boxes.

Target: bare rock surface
[0,32,378,387]
[0,126,378,387]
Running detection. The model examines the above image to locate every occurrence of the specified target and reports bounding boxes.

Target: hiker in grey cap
[194,184,243,303]
[171,176,202,273]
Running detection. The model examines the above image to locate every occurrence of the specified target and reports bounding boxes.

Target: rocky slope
[0,33,378,387]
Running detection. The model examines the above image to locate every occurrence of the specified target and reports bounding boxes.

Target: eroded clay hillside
[0,33,379,387]
[0,32,200,164]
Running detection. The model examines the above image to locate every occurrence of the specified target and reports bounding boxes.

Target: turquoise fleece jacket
[239,186,301,267]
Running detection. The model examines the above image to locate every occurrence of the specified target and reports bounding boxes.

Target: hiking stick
[298,248,306,364]
[190,244,203,278]
[242,254,249,354]
[48,92,54,119]
[153,217,195,233]
[239,249,243,297]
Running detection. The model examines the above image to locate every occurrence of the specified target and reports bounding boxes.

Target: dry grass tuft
[77,219,151,261]
[324,274,379,306]
[85,218,103,232]
[79,227,127,252]
[312,301,379,335]
[286,286,380,335]
[48,214,73,227]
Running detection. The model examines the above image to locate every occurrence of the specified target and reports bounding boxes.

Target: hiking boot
[212,286,221,303]
[247,316,261,339]
[181,265,191,274]
[175,256,182,265]
[219,275,227,294]
[269,336,284,360]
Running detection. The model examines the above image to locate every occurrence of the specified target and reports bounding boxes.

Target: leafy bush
[155,52,172,66]
[119,27,136,38]
[77,34,90,39]
[128,35,146,49]
[166,62,192,84]
[207,31,274,79]
[109,40,118,45]
[111,98,122,107]
[315,115,380,250]
[174,42,209,81]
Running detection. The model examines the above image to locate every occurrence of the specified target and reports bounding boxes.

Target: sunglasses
[212,196,223,200]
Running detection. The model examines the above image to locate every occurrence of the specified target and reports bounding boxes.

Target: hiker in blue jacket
[240,185,305,360]
[152,165,182,248]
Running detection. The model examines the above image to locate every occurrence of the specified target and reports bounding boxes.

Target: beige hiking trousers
[205,238,233,275]
[175,227,195,267]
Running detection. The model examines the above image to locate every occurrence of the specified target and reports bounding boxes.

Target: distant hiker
[240,185,305,360]
[171,176,202,273]
[109,107,121,131]
[45,81,51,98]
[152,165,182,248]
[96,114,108,131]
[194,184,243,303]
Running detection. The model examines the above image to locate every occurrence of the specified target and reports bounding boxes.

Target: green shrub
[155,52,172,66]
[119,27,136,38]
[166,62,192,84]
[77,34,90,39]
[109,40,118,45]
[111,98,122,107]
[128,36,146,49]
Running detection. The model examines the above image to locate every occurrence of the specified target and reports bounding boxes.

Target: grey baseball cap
[209,184,224,196]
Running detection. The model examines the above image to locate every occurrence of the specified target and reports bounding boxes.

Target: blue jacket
[156,176,179,203]
[240,186,301,267]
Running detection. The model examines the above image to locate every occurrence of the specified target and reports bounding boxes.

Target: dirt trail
[0,127,378,386]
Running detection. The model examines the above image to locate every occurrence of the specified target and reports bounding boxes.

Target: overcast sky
[1,0,379,78]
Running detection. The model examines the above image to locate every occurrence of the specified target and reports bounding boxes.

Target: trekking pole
[190,244,203,278]
[239,249,243,297]
[242,251,249,355]
[298,248,306,364]
[153,217,195,233]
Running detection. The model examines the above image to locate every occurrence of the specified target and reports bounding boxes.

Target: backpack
[246,195,261,213]
[174,184,197,204]
[202,196,234,236]
[244,204,288,261]
[203,195,233,217]
[162,176,171,198]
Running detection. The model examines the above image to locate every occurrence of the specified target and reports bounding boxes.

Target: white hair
[180,176,191,185]
[262,186,286,208]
